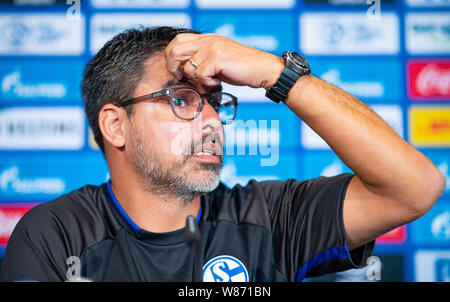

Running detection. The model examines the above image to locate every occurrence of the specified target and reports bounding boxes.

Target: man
[0,26,445,282]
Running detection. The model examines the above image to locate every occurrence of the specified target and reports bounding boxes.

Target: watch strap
[265,67,300,103]
[265,51,310,103]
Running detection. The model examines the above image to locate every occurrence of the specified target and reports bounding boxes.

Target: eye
[172,98,186,107]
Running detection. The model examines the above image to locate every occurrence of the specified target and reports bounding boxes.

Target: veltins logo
[409,106,450,147]
[202,255,249,282]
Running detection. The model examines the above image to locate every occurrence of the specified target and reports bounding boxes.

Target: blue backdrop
[0,0,449,282]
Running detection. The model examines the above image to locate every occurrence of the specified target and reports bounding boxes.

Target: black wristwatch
[265,51,311,103]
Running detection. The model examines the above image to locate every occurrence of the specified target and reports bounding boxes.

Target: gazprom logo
[202,255,248,282]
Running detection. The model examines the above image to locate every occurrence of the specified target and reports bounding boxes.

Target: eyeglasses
[118,87,238,125]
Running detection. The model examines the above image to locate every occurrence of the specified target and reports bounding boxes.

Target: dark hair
[81,26,200,153]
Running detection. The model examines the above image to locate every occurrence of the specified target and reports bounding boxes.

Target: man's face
[125,54,225,203]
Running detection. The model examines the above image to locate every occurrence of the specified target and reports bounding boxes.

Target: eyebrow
[161,78,187,89]
[161,78,223,94]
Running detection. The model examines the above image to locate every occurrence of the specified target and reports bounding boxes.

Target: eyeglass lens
[172,89,236,124]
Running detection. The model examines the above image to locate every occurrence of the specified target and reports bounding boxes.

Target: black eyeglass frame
[117,87,238,125]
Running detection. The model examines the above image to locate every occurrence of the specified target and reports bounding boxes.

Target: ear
[98,104,127,149]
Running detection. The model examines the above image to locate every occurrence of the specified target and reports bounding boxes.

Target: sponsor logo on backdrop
[2,70,66,99]
[0,13,84,55]
[437,162,450,194]
[405,0,450,7]
[196,13,293,54]
[312,58,402,101]
[411,199,450,244]
[221,83,268,103]
[0,61,83,102]
[304,0,394,4]
[0,154,109,202]
[195,0,295,8]
[0,166,66,195]
[0,0,67,5]
[414,250,450,281]
[432,211,450,241]
[0,107,84,150]
[228,103,298,150]
[220,153,298,188]
[321,69,384,98]
[0,203,38,247]
[302,152,352,179]
[376,226,407,244]
[409,106,450,147]
[436,259,450,282]
[421,151,450,196]
[90,13,191,55]
[302,105,403,149]
[320,160,347,177]
[91,0,190,8]
[405,13,450,54]
[220,160,280,187]
[300,12,399,55]
[407,60,450,101]
[215,24,278,52]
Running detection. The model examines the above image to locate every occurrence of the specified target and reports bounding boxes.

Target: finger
[194,55,222,87]
[181,48,208,80]
[165,34,212,80]
[182,59,198,81]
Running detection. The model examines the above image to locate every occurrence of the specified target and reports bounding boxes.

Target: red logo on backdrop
[408,60,450,100]
[0,203,38,247]
[376,226,406,244]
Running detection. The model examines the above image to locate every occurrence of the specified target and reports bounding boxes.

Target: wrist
[262,56,285,91]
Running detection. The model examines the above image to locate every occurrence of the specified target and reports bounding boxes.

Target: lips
[189,131,224,158]
[193,142,219,156]
[194,150,215,156]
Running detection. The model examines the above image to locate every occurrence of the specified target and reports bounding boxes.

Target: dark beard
[131,127,223,204]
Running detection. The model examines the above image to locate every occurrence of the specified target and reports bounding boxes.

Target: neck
[109,173,201,233]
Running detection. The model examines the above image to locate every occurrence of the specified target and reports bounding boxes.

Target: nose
[196,97,222,130]
[193,100,224,146]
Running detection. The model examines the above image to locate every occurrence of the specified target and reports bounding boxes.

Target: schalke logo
[202,255,248,282]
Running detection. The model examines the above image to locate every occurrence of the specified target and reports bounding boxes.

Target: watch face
[289,52,309,69]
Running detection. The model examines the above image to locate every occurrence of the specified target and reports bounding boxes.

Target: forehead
[139,55,222,95]
[139,54,173,91]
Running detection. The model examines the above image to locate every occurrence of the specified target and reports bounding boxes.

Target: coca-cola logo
[408,60,450,100]
[0,204,38,247]
[376,226,406,244]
